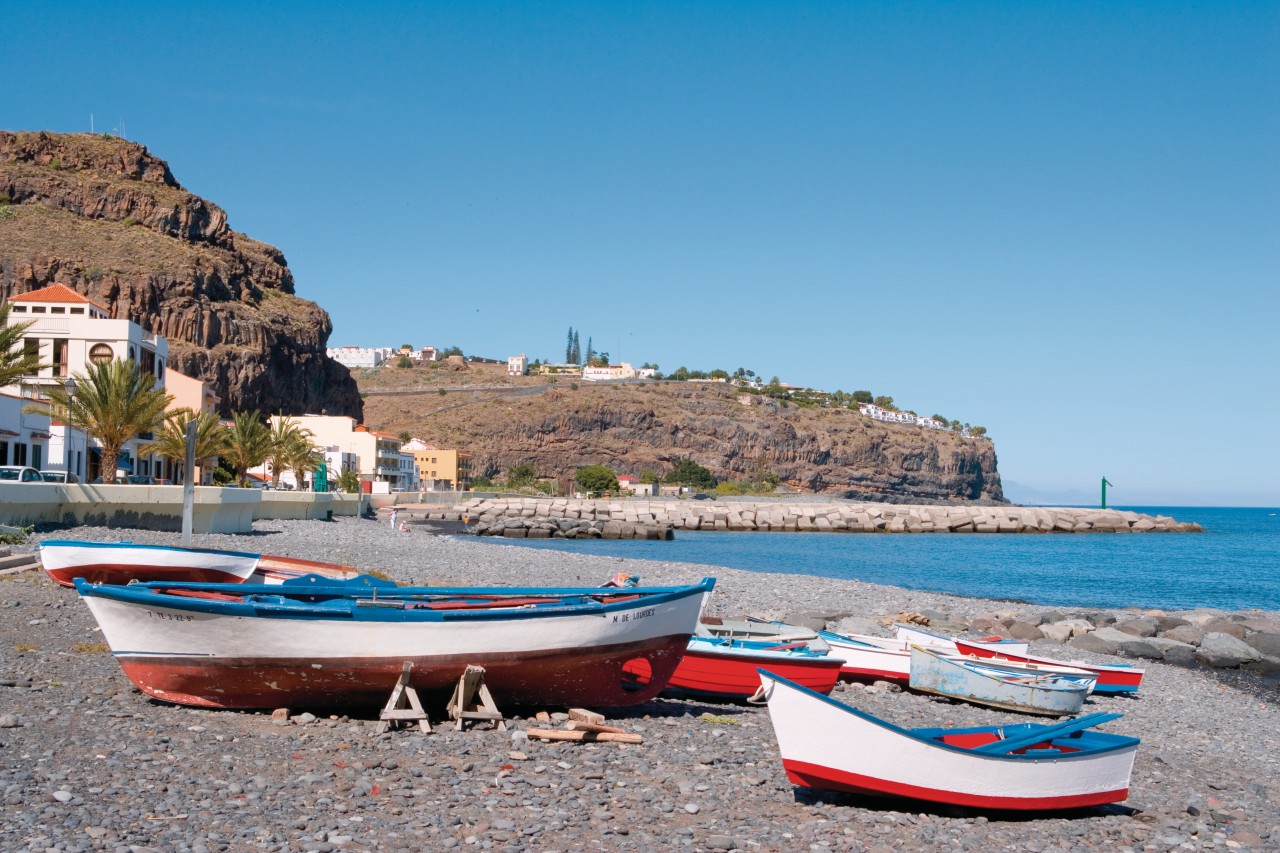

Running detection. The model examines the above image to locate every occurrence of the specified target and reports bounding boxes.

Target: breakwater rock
[418,497,1201,535]
[809,606,1280,679]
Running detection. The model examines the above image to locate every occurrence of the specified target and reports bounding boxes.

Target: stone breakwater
[410,497,1201,538]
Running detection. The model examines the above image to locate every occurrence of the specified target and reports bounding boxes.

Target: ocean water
[481,506,1280,612]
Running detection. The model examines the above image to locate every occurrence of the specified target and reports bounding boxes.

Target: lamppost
[63,378,77,481]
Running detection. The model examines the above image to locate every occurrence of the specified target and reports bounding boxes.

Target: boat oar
[972,712,1123,755]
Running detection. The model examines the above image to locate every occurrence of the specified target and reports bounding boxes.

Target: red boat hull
[953,639,1144,694]
[118,636,691,709]
[628,648,842,699]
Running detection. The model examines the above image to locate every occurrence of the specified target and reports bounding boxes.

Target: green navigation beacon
[1101,476,1113,509]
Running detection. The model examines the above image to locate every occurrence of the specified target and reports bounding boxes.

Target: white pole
[181,420,197,546]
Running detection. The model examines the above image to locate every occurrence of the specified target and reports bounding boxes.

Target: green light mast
[1101,476,1113,509]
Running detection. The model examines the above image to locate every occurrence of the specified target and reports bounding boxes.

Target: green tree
[571,331,580,365]
[970,425,988,437]
[222,411,273,487]
[709,368,729,380]
[440,345,464,358]
[138,408,228,485]
[664,458,717,490]
[263,417,315,488]
[931,413,948,425]
[471,474,494,489]
[873,395,895,410]
[508,462,538,488]
[283,441,324,490]
[396,355,413,368]
[0,301,44,386]
[575,464,618,495]
[25,359,172,484]
[565,326,575,363]
[852,389,873,404]
[638,469,660,484]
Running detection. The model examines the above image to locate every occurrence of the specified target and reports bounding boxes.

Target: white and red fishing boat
[953,638,1145,695]
[74,575,715,710]
[625,634,842,700]
[894,623,1029,656]
[818,630,913,682]
[40,540,359,588]
[758,669,1140,810]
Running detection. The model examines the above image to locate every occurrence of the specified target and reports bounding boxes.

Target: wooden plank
[567,708,605,726]
[526,728,643,745]
[566,720,627,735]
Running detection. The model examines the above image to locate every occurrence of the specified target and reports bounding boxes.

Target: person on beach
[389,507,399,530]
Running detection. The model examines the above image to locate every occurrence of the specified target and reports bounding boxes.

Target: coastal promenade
[407,496,1202,539]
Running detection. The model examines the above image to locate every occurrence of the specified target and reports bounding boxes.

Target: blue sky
[7,2,1278,506]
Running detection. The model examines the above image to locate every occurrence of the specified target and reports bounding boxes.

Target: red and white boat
[758,669,1140,810]
[894,623,1030,656]
[953,639,1145,695]
[75,575,715,710]
[39,540,359,588]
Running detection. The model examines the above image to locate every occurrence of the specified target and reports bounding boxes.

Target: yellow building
[402,438,470,491]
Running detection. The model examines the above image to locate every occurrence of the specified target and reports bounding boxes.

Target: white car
[39,470,79,484]
[0,465,43,482]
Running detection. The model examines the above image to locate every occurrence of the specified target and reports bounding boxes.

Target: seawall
[400,497,1202,538]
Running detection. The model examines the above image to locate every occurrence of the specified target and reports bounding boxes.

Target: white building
[327,346,395,370]
[581,362,645,382]
[507,354,528,376]
[2,283,169,481]
[279,415,416,490]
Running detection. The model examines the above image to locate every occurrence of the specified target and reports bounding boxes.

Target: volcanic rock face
[363,381,1004,503]
[0,130,362,418]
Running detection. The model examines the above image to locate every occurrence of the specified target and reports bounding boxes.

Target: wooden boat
[894,623,1029,656]
[908,646,1095,716]
[74,574,715,710]
[953,639,1145,695]
[625,635,842,699]
[757,669,1140,810]
[818,630,912,682]
[40,540,359,588]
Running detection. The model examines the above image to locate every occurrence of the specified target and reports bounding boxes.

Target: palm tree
[138,408,229,485]
[0,301,44,387]
[263,417,315,488]
[282,439,323,492]
[25,359,172,484]
[221,410,272,487]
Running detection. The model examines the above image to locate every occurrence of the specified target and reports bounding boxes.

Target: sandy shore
[2,517,1277,852]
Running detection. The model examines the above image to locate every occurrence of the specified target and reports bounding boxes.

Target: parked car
[0,465,43,482]
[124,475,157,485]
[39,470,79,483]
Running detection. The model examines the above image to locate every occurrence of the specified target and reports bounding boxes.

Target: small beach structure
[757,669,1140,810]
[908,645,1096,716]
[40,540,360,587]
[74,574,715,709]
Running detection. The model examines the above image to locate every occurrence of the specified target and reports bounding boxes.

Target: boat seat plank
[971,712,1124,755]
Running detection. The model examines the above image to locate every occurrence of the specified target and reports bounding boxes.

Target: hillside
[359,363,1004,503]
[0,130,361,418]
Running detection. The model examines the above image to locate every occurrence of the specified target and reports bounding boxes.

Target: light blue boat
[908,645,1096,716]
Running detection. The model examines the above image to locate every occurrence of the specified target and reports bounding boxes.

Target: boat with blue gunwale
[74,574,714,710]
[757,669,1140,810]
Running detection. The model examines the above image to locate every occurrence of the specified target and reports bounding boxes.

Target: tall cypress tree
[571,331,581,365]
[585,336,593,367]
[565,326,574,363]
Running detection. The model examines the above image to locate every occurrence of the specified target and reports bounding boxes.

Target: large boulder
[1056,618,1096,638]
[1244,632,1280,657]
[1006,621,1045,642]
[1161,624,1204,646]
[1144,637,1199,666]
[1156,616,1192,633]
[1200,618,1247,640]
[1039,622,1074,644]
[1196,632,1263,668]
[831,616,889,638]
[1115,616,1159,637]
[1069,632,1120,656]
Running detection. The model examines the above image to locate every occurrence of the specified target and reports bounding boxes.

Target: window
[69,307,84,315]
[14,444,27,465]
[53,338,68,377]
[50,306,65,314]
[89,343,114,364]
[11,305,26,313]
[31,306,46,313]
[22,338,39,374]
[0,441,7,464]
[32,445,42,469]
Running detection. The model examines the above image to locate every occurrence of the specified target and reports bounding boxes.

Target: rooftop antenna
[1101,476,1113,509]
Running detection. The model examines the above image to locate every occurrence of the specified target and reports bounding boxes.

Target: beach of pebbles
[2,516,1278,852]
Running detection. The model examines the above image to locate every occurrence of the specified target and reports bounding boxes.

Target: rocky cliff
[0,130,362,418]
[362,376,1004,503]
